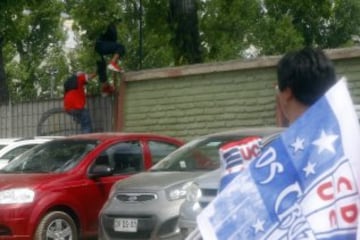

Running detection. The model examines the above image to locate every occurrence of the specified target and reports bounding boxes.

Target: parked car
[98,127,283,240]
[0,132,184,240]
[0,138,20,150]
[178,128,283,238]
[0,136,62,169]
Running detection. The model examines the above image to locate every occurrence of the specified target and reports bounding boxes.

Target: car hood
[115,171,205,191]
[195,168,221,189]
[0,173,62,190]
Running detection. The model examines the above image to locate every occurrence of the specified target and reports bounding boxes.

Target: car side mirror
[88,164,113,178]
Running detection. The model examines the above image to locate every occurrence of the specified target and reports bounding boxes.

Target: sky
[63,19,76,50]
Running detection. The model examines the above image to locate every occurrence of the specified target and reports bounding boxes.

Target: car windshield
[151,135,254,172]
[0,139,98,173]
[1,145,36,161]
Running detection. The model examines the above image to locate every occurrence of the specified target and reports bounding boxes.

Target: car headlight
[186,182,201,202]
[166,182,192,201]
[0,188,35,204]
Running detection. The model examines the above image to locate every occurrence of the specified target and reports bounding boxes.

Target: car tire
[34,211,78,240]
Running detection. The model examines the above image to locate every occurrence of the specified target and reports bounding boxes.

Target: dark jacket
[97,23,117,42]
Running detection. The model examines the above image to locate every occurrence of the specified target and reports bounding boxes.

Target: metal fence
[0,96,114,137]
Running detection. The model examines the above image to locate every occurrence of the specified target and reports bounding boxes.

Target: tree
[1,0,66,102]
[253,15,304,55]
[199,0,263,61]
[1,0,360,103]
[0,0,26,104]
[68,0,175,71]
[168,0,203,65]
[263,0,360,50]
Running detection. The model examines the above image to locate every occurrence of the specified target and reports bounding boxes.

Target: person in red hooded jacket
[63,72,96,133]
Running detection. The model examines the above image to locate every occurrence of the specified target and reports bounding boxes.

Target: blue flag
[197,79,360,240]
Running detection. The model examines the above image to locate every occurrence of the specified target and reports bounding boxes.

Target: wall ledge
[125,46,360,82]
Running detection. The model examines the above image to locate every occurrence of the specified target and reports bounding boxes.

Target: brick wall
[119,47,360,141]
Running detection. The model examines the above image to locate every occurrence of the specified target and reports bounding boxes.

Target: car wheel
[34,211,78,240]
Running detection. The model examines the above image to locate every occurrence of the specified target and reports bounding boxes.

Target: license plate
[114,218,138,232]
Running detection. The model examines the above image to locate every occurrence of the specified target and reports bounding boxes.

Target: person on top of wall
[95,18,126,95]
[63,72,96,134]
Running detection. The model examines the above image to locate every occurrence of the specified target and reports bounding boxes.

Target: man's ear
[281,87,294,103]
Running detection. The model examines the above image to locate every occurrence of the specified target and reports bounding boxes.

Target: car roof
[0,136,63,157]
[0,138,21,145]
[195,127,284,142]
[63,132,184,143]
[0,136,62,142]
[0,136,62,147]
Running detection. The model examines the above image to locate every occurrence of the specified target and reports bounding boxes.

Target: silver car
[178,127,283,239]
[98,127,282,240]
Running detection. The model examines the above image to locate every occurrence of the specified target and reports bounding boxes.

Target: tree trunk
[169,0,202,65]
[0,37,9,105]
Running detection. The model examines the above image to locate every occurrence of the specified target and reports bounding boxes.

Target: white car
[0,136,62,169]
[0,138,21,150]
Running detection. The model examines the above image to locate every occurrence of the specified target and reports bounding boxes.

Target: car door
[83,138,182,233]
[84,139,145,232]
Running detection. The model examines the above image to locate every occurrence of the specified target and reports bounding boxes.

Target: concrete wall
[119,47,360,141]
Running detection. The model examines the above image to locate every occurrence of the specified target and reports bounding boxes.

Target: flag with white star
[197,78,360,240]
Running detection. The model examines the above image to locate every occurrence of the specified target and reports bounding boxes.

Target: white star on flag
[303,161,316,177]
[252,218,265,233]
[312,130,338,154]
[290,137,305,153]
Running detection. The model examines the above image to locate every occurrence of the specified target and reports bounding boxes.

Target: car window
[148,141,179,165]
[1,140,97,173]
[97,141,143,174]
[151,140,223,172]
[151,135,260,172]
[1,144,36,161]
[173,141,222,170]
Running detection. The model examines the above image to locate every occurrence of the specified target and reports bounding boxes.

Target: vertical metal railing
[0,95,115,137]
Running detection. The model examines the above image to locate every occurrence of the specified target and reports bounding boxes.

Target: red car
[0,132,184,240]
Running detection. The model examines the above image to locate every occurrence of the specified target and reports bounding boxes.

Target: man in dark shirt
[95,19,126,95]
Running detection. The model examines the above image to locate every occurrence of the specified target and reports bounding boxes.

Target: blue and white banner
[197,79,360,240]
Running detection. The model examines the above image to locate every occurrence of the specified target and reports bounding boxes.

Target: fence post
[114,73,126,132]
[7,100,12,137]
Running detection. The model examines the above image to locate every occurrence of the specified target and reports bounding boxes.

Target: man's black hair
[277,47,336,106]
[64,74,78,93]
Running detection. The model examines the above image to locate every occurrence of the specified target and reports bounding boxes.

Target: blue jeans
[67,109,93,133]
